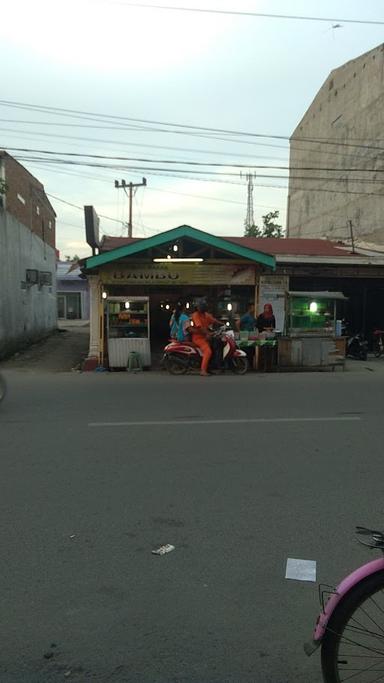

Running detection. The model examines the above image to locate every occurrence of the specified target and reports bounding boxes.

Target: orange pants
[193,336,212,373]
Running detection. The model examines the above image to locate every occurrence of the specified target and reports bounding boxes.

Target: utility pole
[114,178,147,238]
[241,171,256,232]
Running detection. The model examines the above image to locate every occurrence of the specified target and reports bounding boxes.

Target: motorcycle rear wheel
[166,355,188,375]
[231,357,248,375]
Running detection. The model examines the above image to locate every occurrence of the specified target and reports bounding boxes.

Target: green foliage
[244,210,284,238]
[65,254,80,262]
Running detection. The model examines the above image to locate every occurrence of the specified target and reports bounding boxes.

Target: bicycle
[305,526,384,682]
[372,329,384,357]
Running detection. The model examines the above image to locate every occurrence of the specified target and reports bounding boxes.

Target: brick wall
[1,152,56,249]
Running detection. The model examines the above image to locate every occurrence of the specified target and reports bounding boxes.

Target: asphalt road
[0,368,383,682]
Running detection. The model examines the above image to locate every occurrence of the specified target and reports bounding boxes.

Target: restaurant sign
[101,263,256,286]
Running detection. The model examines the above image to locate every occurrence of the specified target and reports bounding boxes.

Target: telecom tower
[242,172,255,231]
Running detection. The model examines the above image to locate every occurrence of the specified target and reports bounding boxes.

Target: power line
[6,143,384,173]
[3,126,383,166]
[107,2,384,26]
[46,193,125,225]
[2,99,384,153]
[15,156,384,184]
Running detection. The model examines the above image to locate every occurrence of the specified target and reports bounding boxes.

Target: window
[17,193,26,205]
[36,205,40,215]
[48,220,52,230]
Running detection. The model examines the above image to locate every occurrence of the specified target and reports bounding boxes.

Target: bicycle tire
[373,342,382,358]
[321,570,384,682]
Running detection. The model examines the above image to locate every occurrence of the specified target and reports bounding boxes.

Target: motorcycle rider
[191,300,221,376]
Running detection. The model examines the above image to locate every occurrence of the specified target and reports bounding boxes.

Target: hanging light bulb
[124,301,130,309]
[227,303,233,312]
[102,291,107,299]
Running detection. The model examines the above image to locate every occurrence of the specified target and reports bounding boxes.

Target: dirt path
[0,323,89,372]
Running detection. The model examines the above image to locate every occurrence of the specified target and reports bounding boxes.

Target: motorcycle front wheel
[321,570,384,683]
[165,355,188,375]
[231,357,248,375]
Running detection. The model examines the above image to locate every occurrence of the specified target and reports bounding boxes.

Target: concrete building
[57,261,90,320]
[0,152,57,358]
[287,43,384,244]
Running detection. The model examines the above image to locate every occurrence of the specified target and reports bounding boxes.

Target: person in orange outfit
[191,300,221,376]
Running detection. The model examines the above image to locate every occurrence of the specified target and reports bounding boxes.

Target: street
[0,368,382,682]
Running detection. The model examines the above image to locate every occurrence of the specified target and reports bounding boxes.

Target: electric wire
[107,3,384,26]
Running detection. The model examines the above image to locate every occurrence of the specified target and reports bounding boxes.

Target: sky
[0,0,383,258]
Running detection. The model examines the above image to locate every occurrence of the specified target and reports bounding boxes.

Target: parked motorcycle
[373,328,384,357]
[346,332,368,360]
[163,325,248,375]
[0,373,6,402]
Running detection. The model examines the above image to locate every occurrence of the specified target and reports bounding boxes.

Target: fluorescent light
[153,258,204,263]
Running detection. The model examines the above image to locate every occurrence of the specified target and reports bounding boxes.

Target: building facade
[0,152,57,358]
[57,261,90,320]
[287,43,384,244]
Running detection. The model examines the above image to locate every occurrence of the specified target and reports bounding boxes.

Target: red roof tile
[225,237,353,257]
[100,234,354,258]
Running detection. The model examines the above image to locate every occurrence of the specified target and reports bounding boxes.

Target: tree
[65,254,80,262]
[244,210,284,238]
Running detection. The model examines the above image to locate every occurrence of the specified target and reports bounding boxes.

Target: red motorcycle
[163,325,248,375]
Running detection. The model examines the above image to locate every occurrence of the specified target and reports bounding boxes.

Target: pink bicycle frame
[305,558,384,655]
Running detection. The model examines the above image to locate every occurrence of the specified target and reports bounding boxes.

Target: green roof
[85,224,275,270]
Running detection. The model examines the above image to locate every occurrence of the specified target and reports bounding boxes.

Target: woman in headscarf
[169,302,191,342]
[257,303,276,332]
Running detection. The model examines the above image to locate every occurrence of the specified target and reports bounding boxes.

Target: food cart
[278,291,347,369]
[106,296,151,368]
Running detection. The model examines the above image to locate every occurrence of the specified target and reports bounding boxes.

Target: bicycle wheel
[321,570,384,682]
[373,342,382,358]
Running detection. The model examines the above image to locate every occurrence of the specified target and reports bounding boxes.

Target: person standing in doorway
[191,300,220,376]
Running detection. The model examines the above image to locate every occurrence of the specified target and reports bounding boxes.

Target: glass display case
[108,299,150,339]
[286,291,347,337]
[106,296,151,367]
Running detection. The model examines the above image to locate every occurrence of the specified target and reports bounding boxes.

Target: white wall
[0,210,57,357]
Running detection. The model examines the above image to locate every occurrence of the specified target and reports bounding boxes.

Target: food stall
[106,296,151,368]
[278,291,347,369]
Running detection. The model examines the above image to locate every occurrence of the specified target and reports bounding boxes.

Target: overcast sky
[0,0,383,257]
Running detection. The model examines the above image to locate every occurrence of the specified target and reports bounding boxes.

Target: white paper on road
[152,544,175,556]
[285,558,317,582]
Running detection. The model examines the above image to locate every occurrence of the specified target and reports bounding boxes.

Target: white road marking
[88,416,361,428]
[285,558,317,582]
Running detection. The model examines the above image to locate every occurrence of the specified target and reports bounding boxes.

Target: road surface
[0,368,382,682]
